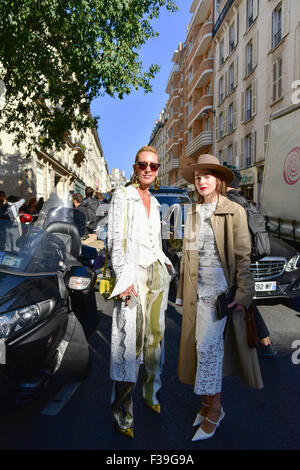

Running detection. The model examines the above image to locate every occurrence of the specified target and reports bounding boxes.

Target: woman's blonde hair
[194,170,227,203]
[134,145,158,163]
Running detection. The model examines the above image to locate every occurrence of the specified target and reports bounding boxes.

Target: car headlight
[0,304,41,340]
[286,253,300,272]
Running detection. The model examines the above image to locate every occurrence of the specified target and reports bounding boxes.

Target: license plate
[255,281,277,292]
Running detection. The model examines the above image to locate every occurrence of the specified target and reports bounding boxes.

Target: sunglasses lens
[137,162,147,170]
[150,164,159,171]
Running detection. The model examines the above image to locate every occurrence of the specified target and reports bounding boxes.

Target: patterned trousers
[111,261,170,430]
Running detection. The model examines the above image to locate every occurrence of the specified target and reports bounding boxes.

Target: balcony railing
[167,158,180,172]
[186,130,213,158]
[188,22,213,65]
[188,58,213,94]
[187,94,213,125]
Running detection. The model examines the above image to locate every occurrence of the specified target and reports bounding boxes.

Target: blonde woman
[176,154,263,441]
[107,145,173,438]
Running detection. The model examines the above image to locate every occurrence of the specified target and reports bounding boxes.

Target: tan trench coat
[177,195,263,389]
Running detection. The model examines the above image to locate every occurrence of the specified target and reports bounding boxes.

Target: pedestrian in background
[226,167,276,356]
[72,192,88,238]
[0,191,9,220]
[107,145,173,438]
[82,186,100,234]
[176,154,263,441]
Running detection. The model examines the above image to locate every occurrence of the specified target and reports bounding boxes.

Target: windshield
[0,219,66,274]
[154,194,192,207]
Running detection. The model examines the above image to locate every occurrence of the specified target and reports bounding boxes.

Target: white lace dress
[194,201,228,396]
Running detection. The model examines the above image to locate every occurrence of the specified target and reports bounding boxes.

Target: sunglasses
[135,161,160,172]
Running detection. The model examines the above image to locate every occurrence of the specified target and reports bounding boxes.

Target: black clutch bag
[216,286,237,320]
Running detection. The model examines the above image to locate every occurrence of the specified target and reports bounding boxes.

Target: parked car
[251,234,300,299]
[150,187,300,301]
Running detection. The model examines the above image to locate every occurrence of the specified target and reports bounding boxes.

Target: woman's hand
[228,301,244,312]
[120,284,138,307]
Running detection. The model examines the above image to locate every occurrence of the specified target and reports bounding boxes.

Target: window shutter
[233,99,237,129]
[272,61,277,102]
[253,30,258,68]
[253,0,258,20]
[264,122,270,158]
[282,0,290,38]
[234,141,238,161]
[243,45,246,78]
[252,130,257,164]
[267,11,272,52]
[241,90,245,123]
[234,56,238,87]
[224,106,228,136]
[252,79,257,116]
[236,13,239,46]
[225,70,228,97]
[278,57,282,98]
[240,138,244,169]
[216,116,219,142]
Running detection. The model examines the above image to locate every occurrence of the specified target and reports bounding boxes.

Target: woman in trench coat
[176,154,263,441]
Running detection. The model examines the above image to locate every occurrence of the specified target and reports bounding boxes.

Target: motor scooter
[0,217,96,403]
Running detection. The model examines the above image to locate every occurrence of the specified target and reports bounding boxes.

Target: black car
[251,235,300,299]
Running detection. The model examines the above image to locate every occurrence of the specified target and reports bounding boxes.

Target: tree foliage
[0,0,177,153]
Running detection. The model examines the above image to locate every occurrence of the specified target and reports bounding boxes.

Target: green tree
[0,0,177,153]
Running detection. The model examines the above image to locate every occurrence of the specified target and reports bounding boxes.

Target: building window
[229,23,235,53]
[205,119,210,131]
[206,82,211,95]
[272,3,282,49]
[245,86,252,121]
[188,128,193,144]
[188,99,193,115]
[219,76,224,104]
[227,145,233,166]
[219,39,224,67]
[188,68,193,84]
[219,113,223,140]
[228,103,234,133]
[244,134,252,167]
[246,0,254,30]
[246,40,253,76]
[218,150,224,164]
[189,40,193,54]
[228,63,234,93]
[272,57,283,102]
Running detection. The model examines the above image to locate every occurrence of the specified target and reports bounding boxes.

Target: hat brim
[181,163,234,184]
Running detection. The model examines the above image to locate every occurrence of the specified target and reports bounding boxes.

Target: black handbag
[216,286,237,320]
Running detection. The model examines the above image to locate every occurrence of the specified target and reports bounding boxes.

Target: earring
[132,174,139,188]
[154,177,160,191]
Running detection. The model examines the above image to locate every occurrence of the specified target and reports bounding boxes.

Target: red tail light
[20,213,33,223]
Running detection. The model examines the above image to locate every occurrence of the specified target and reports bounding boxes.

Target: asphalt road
[0,286,299,451]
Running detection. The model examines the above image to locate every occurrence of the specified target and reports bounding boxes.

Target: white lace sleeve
[107,188,127,281]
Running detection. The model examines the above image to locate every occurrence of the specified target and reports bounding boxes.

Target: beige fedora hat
[181,154,234,184]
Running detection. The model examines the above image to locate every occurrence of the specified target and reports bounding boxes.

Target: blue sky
[90,0,192,180]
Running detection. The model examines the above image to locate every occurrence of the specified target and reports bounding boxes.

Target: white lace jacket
[107,185,172,382]
[107,185,171,298]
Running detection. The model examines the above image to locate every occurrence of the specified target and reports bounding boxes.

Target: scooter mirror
[66,266,96,293]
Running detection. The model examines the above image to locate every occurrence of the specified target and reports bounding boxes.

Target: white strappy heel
[192,403,210,427]
[192,407,225,441]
